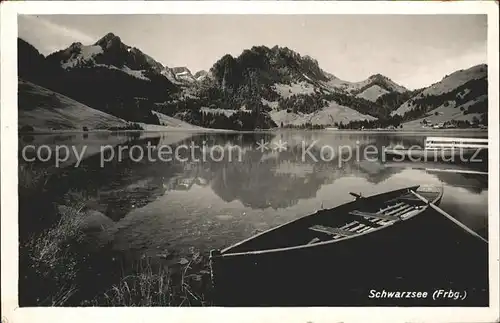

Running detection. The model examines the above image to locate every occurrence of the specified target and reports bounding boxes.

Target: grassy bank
[18,164,213,306]
[89,255,212,306]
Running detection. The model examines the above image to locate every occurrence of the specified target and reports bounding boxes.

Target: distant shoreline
[320,128,488,133]
[18,127,237,135]
[18,128,488,136]
[255,128,489,134]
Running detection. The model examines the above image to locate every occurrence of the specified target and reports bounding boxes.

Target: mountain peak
[363,73,407,93]
[95,32,123,49]
[69,42,83,49]
[368,73,387,80]
[100,32,118,40]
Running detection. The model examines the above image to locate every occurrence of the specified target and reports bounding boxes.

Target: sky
[18,14,487,90]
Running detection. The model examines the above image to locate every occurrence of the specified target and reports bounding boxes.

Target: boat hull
[210,202,488,306]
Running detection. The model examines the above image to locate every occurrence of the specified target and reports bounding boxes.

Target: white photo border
[1,1,499,323]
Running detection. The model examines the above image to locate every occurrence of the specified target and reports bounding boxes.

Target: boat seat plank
[356,227,370,233]
[378,202,405,213]
[384,204,412,216]
[350,201,407,224]
[397,197,424,203]
[357,226,375,233]
[391,193,422,202]
[348,215,380,227]
[339,221,358,230]
[368,217,388,226]
[363,205,415,222]
[350,224,366,232]
[388,205,416,218]
[372,207,416,225]
[309,225,356,237]
[399,209,420,220]
[349,210,399,221]
[373,218,398,226]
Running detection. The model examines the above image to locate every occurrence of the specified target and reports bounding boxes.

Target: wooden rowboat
[209,185,489,306]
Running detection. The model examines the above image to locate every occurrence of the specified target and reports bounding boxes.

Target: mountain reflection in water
[19,131,488,256]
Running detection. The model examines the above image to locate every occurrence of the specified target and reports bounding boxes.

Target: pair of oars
[410,190,488,244]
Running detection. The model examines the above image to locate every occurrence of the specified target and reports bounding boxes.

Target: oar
[349,192,363,200]
[410,190,488,244]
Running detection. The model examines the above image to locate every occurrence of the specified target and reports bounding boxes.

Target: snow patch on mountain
[161,68,180,84]
[302,73,314,82]
[120,66,149,81]
[60,44,103,69]
[194,70,209,81]
[49,33,182,85]
[261,98,279,109]
[172,67,197,83]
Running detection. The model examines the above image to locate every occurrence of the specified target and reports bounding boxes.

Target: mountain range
[17,33,488,131]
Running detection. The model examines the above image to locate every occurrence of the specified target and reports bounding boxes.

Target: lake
[19,130,489,261]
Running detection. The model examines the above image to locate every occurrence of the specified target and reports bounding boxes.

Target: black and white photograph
[1,1,499,322]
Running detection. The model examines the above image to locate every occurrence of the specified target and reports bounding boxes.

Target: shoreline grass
[90,254,212,306]
[18,164,213,306]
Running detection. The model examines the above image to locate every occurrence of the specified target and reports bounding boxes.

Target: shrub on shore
[108,123,144,131]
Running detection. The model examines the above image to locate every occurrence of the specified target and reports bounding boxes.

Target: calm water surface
[20,130,489,259]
